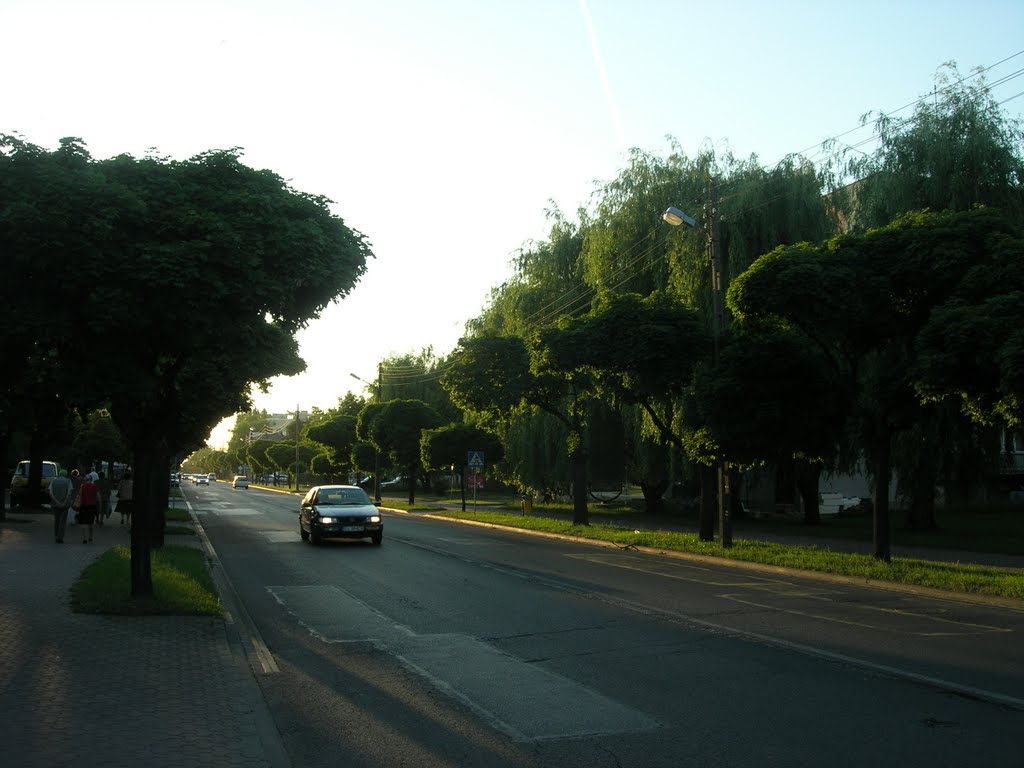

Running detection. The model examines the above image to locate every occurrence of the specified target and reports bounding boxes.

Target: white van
[10,460,60,506]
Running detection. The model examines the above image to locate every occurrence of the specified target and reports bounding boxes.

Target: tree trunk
[904,459,938,530]
[407,464,417,505]
[872,425,893,563]
[130,445,155,597]
[698,464,715,541]
[149,453,168,550]
[795,460,822,526]
[0,429,8,520]
[640,480,668,515]
[570,447,589,525]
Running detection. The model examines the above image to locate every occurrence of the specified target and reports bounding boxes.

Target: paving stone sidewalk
[0,512,284,768]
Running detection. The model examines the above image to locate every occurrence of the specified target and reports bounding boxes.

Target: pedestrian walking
[77,471,101,543]
[47,469,75,543]
[117,471,134,527]
[69,468,82,495]
[96,470,112,525]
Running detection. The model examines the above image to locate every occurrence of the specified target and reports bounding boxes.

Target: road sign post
[467,451,485,511]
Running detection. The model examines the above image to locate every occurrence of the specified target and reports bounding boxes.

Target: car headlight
[369,516,381,523]
[319,516,335,523]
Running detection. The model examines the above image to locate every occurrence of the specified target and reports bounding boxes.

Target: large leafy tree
[695,326,848,525]
[363,399,443,504]
[442,333,593,523]
[306,415,358,471]
[0,136,372,594]
[731,207,1020,560]
[914,225,1024,426]
[819,63,1024,524]
[537,291,716,531]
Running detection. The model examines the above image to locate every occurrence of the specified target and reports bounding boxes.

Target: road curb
[183,495,291,768]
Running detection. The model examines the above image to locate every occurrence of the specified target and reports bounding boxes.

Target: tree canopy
[0,135,373,592]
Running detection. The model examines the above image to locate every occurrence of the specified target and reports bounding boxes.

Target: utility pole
[294,403,300,494]
[373,364,382,503]
[663,181,732,549]
[707,181,732,548]
[350,368,383,503]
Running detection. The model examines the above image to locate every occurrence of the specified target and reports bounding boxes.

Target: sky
[4,0,1023,449]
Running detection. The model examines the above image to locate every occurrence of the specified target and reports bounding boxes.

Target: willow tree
[582,145,707,298]
[580,143,835,526]
[828,62,1024,231]
[471,207,588,338]
[584,144,833,321]
[377,350,460,425]
[461,211,592,510]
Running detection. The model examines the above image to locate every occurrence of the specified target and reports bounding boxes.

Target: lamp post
[663,187,732,548]
[351,368,382,503]
[294,404,301,494]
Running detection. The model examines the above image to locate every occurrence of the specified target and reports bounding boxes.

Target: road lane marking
[568,552,796,587]
[568,552,1012,636]
[262,531,302,543]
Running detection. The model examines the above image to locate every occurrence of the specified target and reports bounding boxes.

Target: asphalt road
[187,482,1024,768]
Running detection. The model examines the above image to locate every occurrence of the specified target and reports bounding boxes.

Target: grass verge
[392,505,1024,601]
[73,545,222,615]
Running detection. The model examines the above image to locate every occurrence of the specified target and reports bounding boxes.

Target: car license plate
[341,526,363,532]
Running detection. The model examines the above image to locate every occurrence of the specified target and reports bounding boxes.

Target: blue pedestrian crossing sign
[467,451,485,468]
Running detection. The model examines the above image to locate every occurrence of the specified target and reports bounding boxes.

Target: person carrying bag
[77,472,101,543]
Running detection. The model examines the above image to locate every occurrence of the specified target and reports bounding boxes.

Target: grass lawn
[73,544,221,615]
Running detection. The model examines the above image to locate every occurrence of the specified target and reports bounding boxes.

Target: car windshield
[316,489,371,506]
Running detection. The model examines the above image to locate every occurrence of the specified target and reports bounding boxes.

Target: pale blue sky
[3,1,1022,446]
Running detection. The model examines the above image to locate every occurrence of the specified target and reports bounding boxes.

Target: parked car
[380,476,407,490]
[170,474,180,488]
[299,485,383,546]
[10,460,60,506]
[232,475,250,489]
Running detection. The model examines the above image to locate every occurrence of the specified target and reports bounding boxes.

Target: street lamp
[351,368,382,503]
[663,194,732,548]
[294,404,301,494]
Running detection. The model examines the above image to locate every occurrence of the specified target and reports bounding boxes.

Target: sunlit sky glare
[4,1,1023,449]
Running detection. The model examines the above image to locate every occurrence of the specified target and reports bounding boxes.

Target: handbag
[71,489,82,511]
